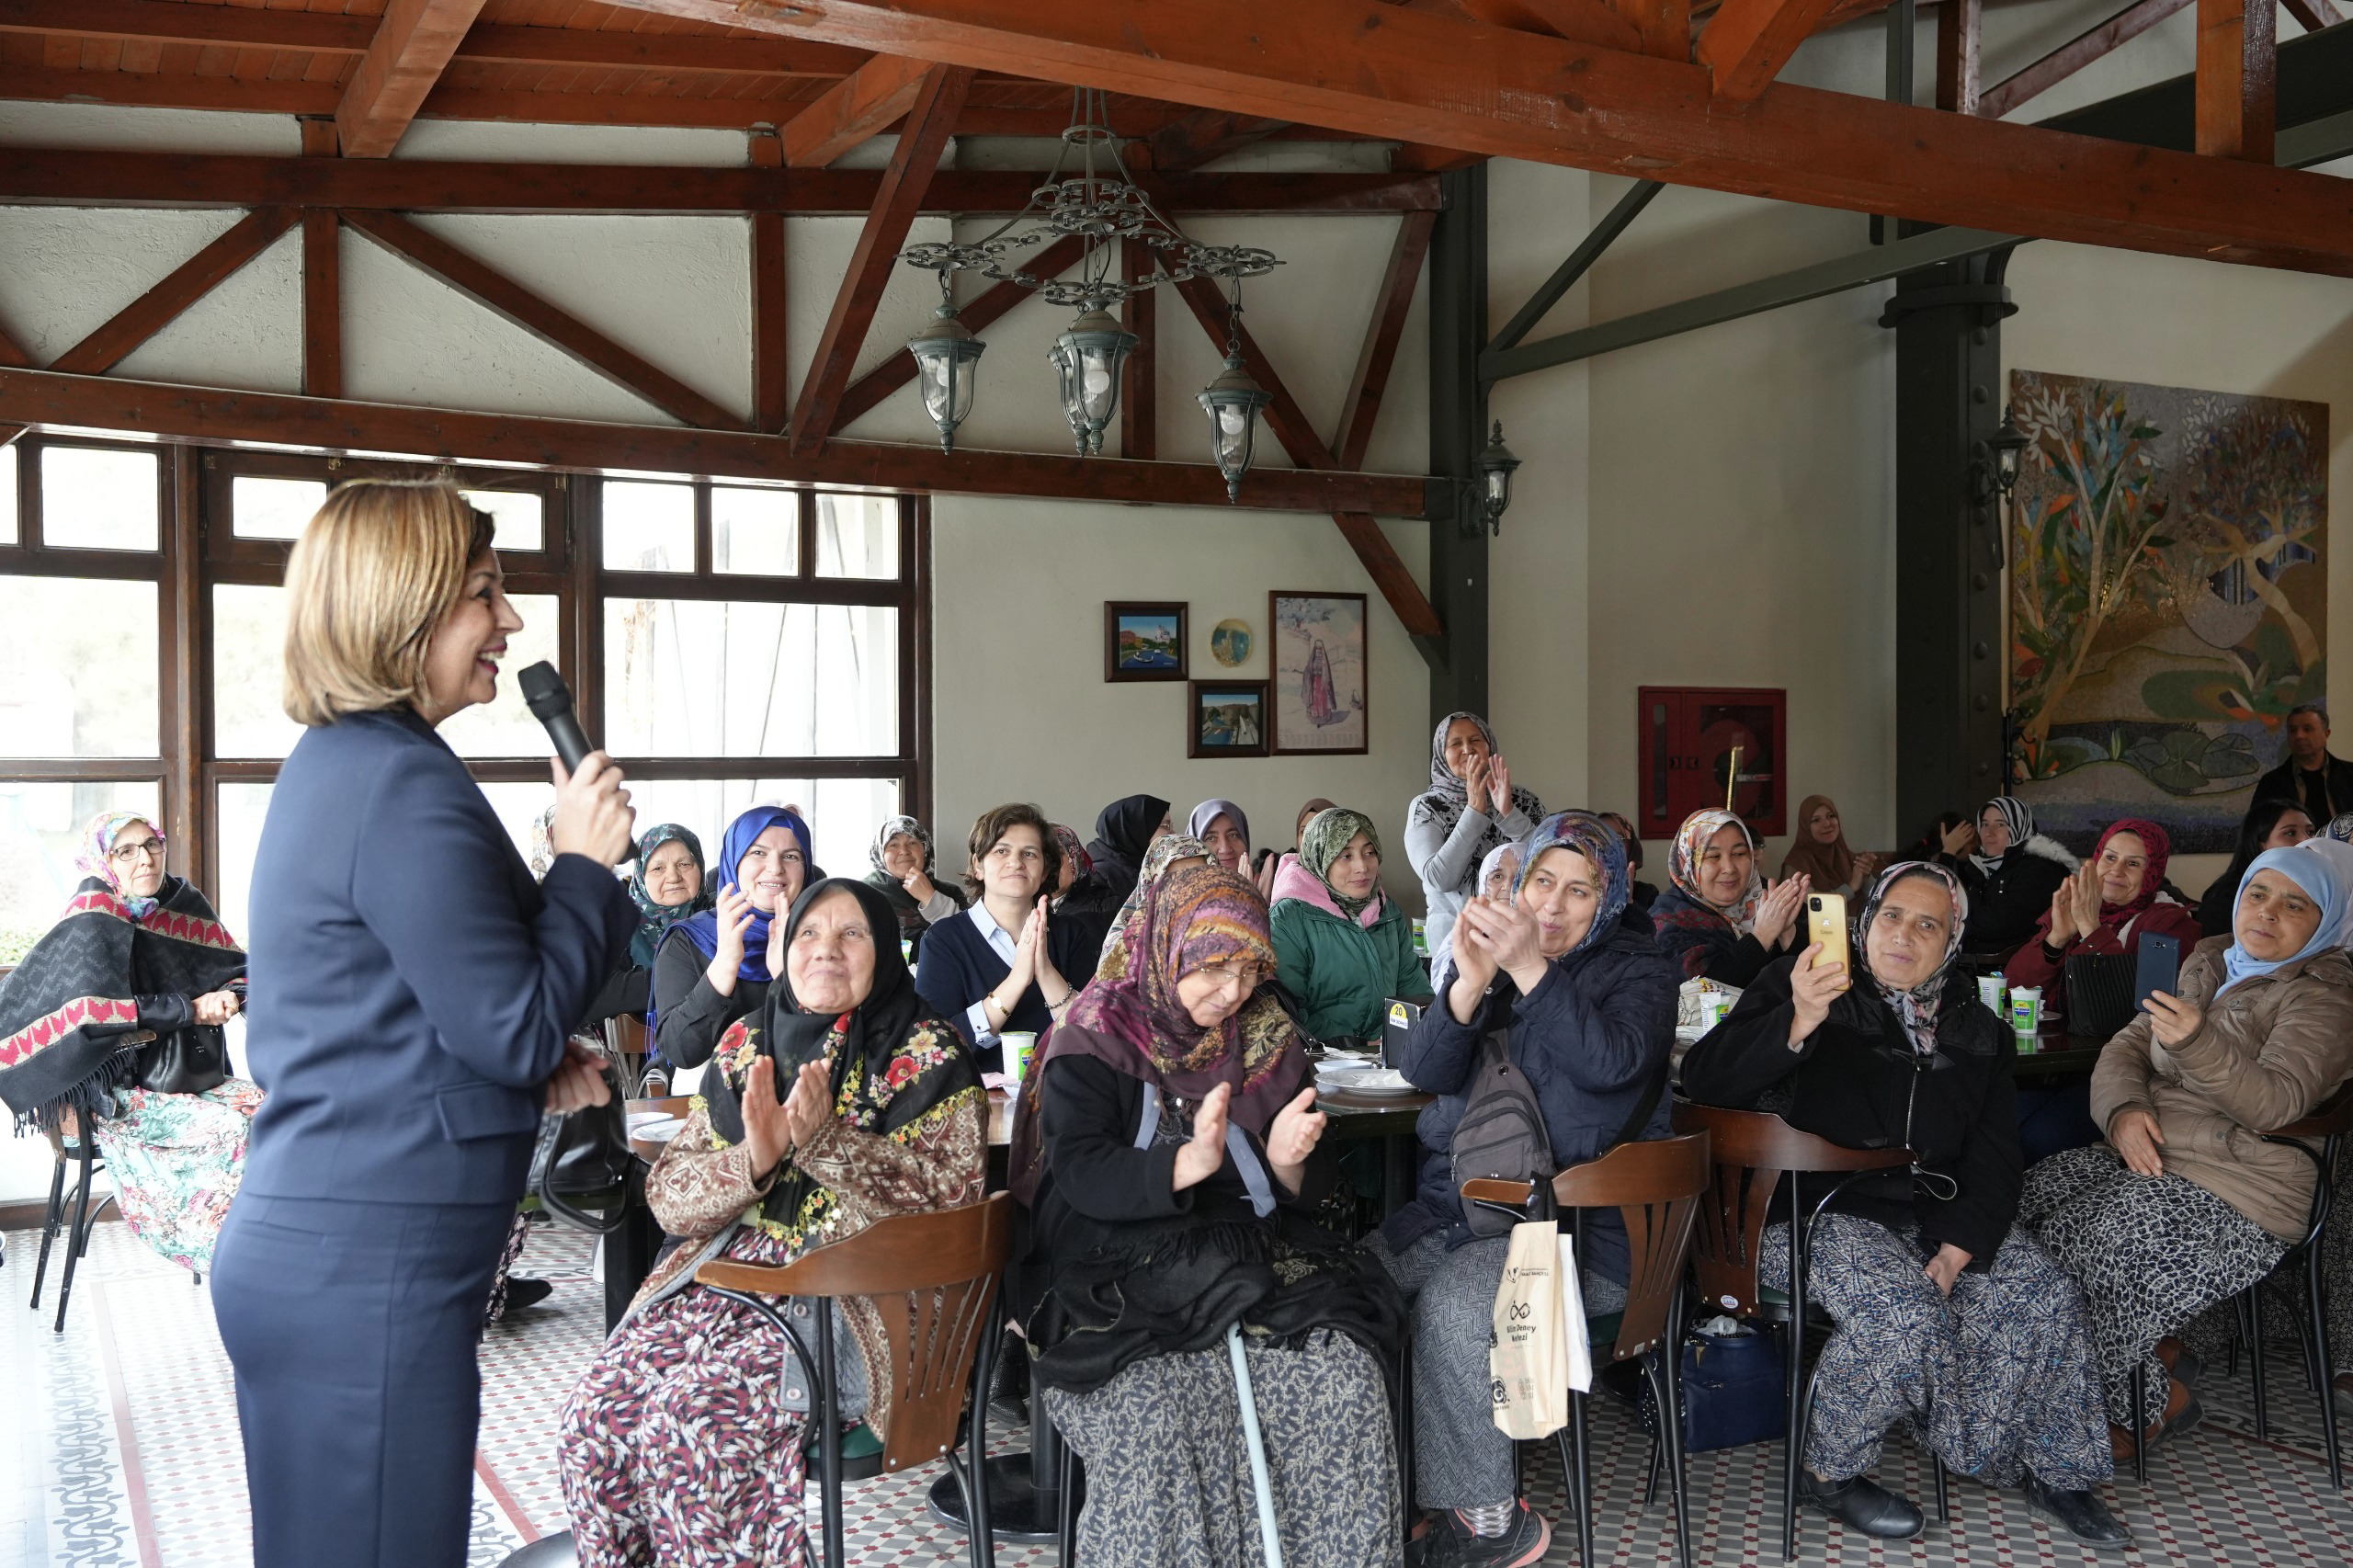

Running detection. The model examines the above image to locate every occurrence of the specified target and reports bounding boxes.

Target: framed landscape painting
[1188,681,1269,758]
[1104,602,1188,683]
[1269,591,1368,755]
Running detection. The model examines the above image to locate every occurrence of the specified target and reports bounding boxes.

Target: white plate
[626,1111,677,1131]
[631,1116,684,1142]
[1317,1066,1418,1097]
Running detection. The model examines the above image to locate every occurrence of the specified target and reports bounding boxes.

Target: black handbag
[2064,951,2140,1038]
[527,1053,631,1234]
[134,1024,229,1096]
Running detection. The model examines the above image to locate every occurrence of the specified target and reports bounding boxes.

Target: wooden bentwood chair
[1462,1130,1714,1568]
[1672,1102,1945,1563]
[698,1192,1016,1568]
[2175,1083,2353,1490]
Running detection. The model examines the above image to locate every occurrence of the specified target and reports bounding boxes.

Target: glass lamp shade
[1474,419,1521,530]
[906,306,987,453]
[1047,308,1138,456]
[1197,353,1272,505]
[1989,406,2029,494]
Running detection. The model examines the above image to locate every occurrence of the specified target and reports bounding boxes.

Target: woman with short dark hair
[914,802,1096,1071]
[2194,795,2315,942]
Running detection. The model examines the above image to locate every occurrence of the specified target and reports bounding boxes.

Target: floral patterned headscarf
[1668,809,1764,935]
[1852,860,1970,1057]
[1300,807,1383,920]
[77,811,168,919]
[629,824,710,939]
[868,814,934,879]
[1514,811,1631,964]
[1052,824,1093,880]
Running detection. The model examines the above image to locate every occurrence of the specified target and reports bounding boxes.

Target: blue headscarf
[2218,845,2353,997]
[671,805,813,984]
[1514,811,1631,964]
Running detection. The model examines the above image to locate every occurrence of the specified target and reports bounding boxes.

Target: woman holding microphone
[210,482,639,1568]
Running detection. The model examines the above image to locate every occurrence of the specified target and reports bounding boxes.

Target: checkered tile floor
[6,1216,2353,1566]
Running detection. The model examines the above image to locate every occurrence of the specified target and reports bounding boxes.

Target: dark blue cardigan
[914,903,1106,1072]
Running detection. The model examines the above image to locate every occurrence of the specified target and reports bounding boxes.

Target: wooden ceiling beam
[1696,0,1850,100]
[1336,210,1435,472]
[0,149,1438,218]
[1143,109,1292,172]
[2196,0,2277,162]
[1936,0,1980,114]
[1458,0,1642,52]
[1973,0,2190,121]
[595,0,2353,274]
[336,0,491,159]
[2281,0,2342,31]
[51,208,299,376]
[781,51,938,167]
[790,66,973,452]
[340,208,743,429]
[0,367,1430,516]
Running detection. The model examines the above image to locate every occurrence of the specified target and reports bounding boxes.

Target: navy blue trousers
[211,1196,516,1568]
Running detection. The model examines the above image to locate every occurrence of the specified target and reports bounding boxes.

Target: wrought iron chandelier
[901,88,1282,492]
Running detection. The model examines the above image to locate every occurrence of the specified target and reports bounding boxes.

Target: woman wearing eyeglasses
[0,811,256,1273]
[651,804,814,1073]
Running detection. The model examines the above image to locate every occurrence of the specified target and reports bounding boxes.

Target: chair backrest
[607,1013,650,1058]
[1672,1101,1913,1319]
[2268,1081,2353,1141]
[699,1192,1015,1473]
[1552,1131,1712,1364]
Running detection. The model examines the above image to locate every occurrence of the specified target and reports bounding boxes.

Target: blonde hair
[281,480,495,727]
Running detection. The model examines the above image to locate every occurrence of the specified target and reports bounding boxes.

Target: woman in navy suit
[210,481,639,1568]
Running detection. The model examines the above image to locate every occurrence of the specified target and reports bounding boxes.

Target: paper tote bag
[1489,1219,1570,1439]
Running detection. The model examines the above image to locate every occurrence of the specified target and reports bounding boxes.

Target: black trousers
[212,1195,516,1567]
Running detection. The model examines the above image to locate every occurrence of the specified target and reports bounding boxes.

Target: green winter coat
[1268,858,1434,1043]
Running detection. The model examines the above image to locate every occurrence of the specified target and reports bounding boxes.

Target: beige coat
[2090,937,2353,1240]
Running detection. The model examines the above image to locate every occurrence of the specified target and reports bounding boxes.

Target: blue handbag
[1638,1321,1786,1453]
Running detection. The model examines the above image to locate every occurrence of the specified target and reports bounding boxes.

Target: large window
[0,439,927,960]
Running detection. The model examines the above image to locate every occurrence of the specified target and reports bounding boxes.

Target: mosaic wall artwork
[2006,371,2329,854]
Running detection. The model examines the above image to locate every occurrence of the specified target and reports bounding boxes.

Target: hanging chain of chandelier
[899,88,1280,502]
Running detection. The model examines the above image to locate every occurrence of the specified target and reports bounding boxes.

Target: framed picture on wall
[1105,601,1188,682]
[1268,591,1369,755]
[1188,681,1269,758]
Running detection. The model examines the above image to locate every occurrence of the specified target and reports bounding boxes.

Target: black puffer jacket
[1939,835,2077,959]
[1678,951,2020,1268]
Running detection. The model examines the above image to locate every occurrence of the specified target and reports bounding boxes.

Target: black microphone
[518,661,595,777]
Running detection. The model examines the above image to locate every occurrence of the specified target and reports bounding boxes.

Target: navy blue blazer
[241,708,638,1207]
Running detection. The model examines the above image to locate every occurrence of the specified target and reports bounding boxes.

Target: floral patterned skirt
[89,1077,263,1272]
[559,1231,814,1568]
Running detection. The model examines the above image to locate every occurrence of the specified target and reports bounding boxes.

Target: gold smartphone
[1806,892,1850,979]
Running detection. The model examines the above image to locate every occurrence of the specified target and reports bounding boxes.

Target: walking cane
[1226,1324,1286,1568]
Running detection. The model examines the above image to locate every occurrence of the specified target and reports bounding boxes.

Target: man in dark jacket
[2255,703,2353,825]
[1679,863,2126,1551]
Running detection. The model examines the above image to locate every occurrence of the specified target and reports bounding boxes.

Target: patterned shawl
[0,823,246,1127]
[1852,861,1969,1057]
[1300,807,1383,921]
[1668,809,1765,933]
[1404,711,1543,887]
[2327,814,2353,845]
[1971,796,2035,876]
[2091,817,2171,919]
[628,824,710,969]
[1779,794,1855,894]
[1514,811,1631,963]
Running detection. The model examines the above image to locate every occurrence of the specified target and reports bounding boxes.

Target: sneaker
[2021,1474,2131,1552]
[1419,1502,1552,1567]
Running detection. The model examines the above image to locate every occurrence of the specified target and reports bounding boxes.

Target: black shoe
[2021,1474,2131,1551]
[504,1278,554,1312]
[1797,1470,1924,1540]
[1418,1503,1552,1568]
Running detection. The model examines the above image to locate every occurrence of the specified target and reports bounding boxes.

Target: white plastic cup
[2008,986,2042,1050]
[1001,1031,1039,1095]
[1976,973,2006,1015]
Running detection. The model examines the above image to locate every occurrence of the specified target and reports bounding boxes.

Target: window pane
[0,778,161,963]
[0,444,17,546]
[438,594,563,758]
[41,447,158,551]
[213,584,305,759]
[626,777,901,885]
[0,576,159,756]
[232,476,327,540]
[713,486,797,576]
[602,481,691,572]
[476,781,560,867]
[214,779,274,948]
[604,599,898,757]
[813,493,898,579]
[466,489,546,554]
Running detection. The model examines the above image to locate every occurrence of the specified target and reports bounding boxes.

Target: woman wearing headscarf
[559,878,986,1566]
[569,823,711,1059]
[1266,808,1432,1045]
[1370,812,1676,1563]
[1051,823,1092,900]
[0,812,256,1272]
[1942,797,2078,960]
[1405,711,1542,960]
[1060,794,1173,918]
[1681,864,2126,1550]
[2021,845,2353,1459]
[864,813,966,966]
[2195,796,2315,941]
[652,804,813,1072]
[1188,798,1252,876]
[1780,795,1881,897]
[1427,841,1527,997]
[1650,808,1808,986]
[1009,860,1404,1568]
[2002,818,2203,992]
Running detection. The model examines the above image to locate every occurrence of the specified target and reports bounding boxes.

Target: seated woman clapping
[1680,864,2127,1550]
[2021,846,2353,1456]
[1651,808,1808,986]
[1009,859,1404,1568]
[1370,812,1677,1565]
[652,804,813,1072]
[559,880,986,1567]
[2002,816,2202,991]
